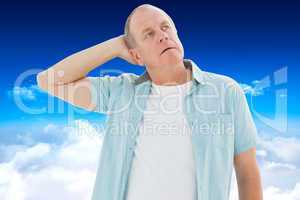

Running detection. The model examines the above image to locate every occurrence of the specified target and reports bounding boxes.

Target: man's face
[129,7,184,69]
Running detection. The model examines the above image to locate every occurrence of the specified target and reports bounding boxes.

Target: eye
[162,24,170,30]
[145,31,154,39]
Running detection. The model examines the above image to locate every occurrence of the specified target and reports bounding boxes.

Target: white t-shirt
[126,80,197,200]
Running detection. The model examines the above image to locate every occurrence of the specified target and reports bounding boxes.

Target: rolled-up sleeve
[231,82,258,155]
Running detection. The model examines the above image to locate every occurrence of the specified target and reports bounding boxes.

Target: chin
[161,53,183,66]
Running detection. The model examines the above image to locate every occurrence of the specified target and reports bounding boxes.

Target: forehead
[130,7,171,35]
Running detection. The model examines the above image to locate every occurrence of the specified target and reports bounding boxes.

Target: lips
[160,47,176,55]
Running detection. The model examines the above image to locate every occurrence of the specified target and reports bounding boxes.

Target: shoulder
[203,71,238,86]
[202,71,244,95]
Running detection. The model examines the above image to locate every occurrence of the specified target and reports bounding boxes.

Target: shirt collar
[133,59,205,86]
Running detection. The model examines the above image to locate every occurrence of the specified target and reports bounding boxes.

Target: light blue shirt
[90,59,257,200]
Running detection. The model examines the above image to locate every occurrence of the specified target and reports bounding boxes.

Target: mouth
[160,47,177,55]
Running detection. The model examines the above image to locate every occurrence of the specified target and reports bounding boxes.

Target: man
[37,4,263,200]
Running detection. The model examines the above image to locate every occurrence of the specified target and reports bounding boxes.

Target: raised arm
[36,35,136,111]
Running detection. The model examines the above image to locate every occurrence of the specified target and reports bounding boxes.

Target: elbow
[36,72,48,91]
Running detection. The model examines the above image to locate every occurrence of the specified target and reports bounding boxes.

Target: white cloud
[239,83,264,96]
[0,120,103,200]
[16,132,35,146]
[43,123,57,134]
[260,160,300,190]
[12,86,36,100]
[229,134,300,199]
[265,161,297,170]
[11,143,50,171]
[258,136,300,165]
[8,85,37,101]
[256,149,268,158]
[7,84,45,101]
[1,119,300,200]
[256,135,300,194]
[0,144,27,163]
[264,183,300,200]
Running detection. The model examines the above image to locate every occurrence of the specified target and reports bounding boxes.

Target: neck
[147,61,192,86]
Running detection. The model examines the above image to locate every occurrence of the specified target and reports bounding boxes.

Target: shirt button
[190,121,194,127]
[129,145,135,151]
[129,146,135,156]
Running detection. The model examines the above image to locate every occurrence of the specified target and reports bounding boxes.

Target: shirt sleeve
[231,82,258,155]
[89,75,114,114]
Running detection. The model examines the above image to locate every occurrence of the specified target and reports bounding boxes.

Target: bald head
[124,4,176,49]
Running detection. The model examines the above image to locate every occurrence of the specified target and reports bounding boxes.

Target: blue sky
[1,1,300,199]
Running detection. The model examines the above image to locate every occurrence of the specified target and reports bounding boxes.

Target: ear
[129,49,144,66]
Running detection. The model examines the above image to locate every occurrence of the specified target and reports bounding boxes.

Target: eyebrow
[141,20,170,35]
[141,27,152,35]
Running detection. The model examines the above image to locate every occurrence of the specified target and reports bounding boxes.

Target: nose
[158,30,169,43]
